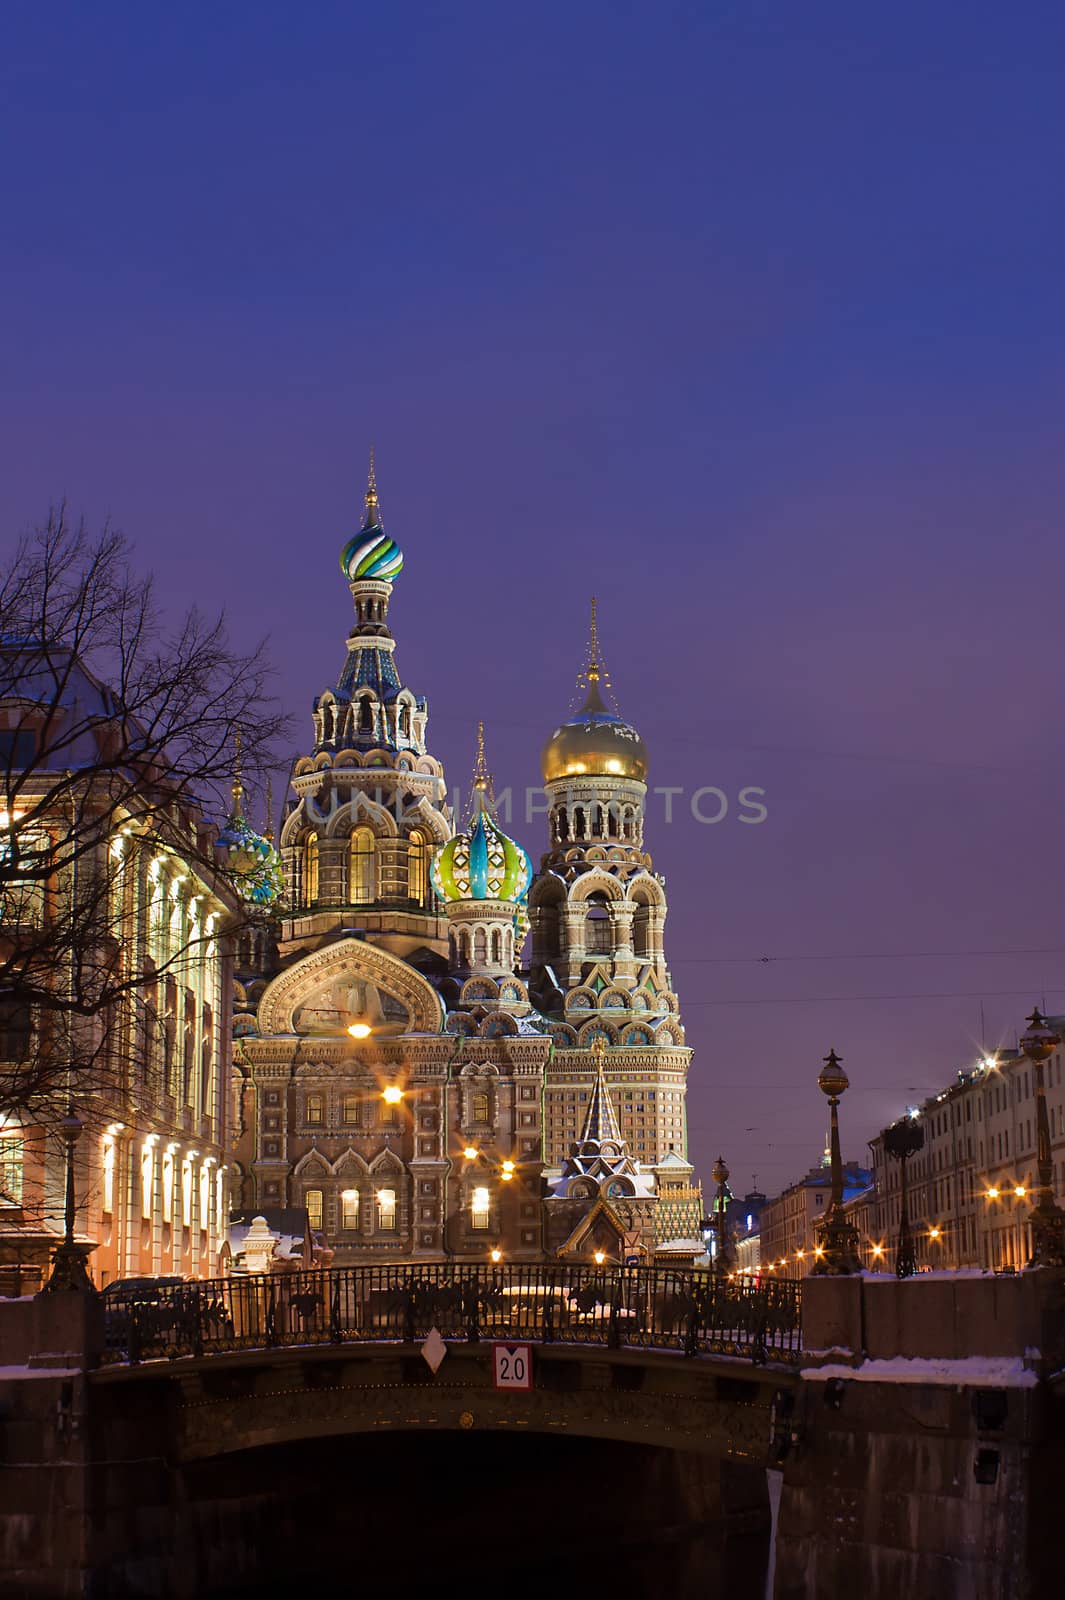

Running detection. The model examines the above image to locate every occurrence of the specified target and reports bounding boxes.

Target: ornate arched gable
[256,937,445,1037]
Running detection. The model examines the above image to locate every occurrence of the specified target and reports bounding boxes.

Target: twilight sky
[3,2,1065,1195]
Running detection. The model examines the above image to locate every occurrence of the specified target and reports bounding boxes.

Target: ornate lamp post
[1019,1008,1065,1269]
[812,1050,861,1276]
[43,1102,97,1293]
[711,1155,733,1273]
[883,1115,924,1278]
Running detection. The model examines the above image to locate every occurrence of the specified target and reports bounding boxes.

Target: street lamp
[43,1102,96,1293]
[711,1155,733,1273]
[812,1050,861,1275]
[883,1114,924,1278]
[1019,1008,1065,1268]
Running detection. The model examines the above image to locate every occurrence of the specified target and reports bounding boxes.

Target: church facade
[229,459,702,1263]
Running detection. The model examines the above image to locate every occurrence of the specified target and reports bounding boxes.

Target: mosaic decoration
[432,809,532,905]
[216,813,284,907]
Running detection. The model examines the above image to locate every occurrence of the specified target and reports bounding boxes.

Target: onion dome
[541,598,647,783]
[432,724,533,904]
[340,449,404,583]
[216,742,284,906]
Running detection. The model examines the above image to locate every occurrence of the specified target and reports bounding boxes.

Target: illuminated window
[306,1188,324,1231]
[0,1134,24,1207]
[342,1093,360,1126]
[303,835,319,902]
[182,1160,193,1227]
[471,1186,490,1230]
[141,1145,154,1219]
[350,827,376,902]
[103,1140,116,1214]
[376,1188,396,1230]
[162,1151,174,1223]
[407,830,427,908]
[472,1091,490,1126]
[340,1189,359,1230]
[199,1165,210,1232]
[306,1093,324,1126]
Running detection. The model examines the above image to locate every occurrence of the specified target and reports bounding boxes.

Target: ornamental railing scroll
[101,1263,802,1368]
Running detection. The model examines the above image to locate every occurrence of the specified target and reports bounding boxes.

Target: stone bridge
[3,1266,1065,1598]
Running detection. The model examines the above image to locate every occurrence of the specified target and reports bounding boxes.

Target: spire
[580,1035,624,1146]
[465,720,497,825]
[231,729,244,818]
[363,445,380,527]
[573,595,619,714]
[264,776,274,841]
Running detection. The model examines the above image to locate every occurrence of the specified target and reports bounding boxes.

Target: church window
[633,902,652,960]
[306,1093,324,1126]
[472,1090,490,1125]
[305,1189,324,1231]
[350,827,376,902]
[574,807,586,840]
[343,1093,360,1125]
[358,698,373,733]
[303,835,319,902]
[473,928,487,966]
[407,830,428,908]
[592,805,605,838]
[376,1187,396,1230]
[585,896,611,954]
[471,1186,490,1229]
[340,1189,359,1230]
[490,927,502,966]
[556,808,569,841]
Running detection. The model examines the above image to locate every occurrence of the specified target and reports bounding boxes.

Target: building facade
[0,647,235,1293]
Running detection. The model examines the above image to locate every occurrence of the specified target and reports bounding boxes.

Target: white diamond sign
[421,1327,447,1373]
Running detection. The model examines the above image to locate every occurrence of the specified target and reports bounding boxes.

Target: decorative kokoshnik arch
[256,938,446,1037]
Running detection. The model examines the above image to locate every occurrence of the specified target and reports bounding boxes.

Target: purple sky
[3,3,1065,1194]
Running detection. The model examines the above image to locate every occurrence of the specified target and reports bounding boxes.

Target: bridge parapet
[100,1261,803,1369]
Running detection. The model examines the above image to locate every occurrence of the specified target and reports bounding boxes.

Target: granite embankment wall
[775,1271,1065,1600]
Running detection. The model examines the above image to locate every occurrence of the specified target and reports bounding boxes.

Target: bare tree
[0,506,289,1143]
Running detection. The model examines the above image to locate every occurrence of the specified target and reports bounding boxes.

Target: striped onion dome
[340,450,404,583]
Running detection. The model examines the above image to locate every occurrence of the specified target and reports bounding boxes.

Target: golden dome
[542,677,648,784]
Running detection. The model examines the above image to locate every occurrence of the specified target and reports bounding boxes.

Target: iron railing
[101,1263,802,1367]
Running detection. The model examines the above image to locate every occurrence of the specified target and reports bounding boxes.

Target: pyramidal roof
[579,1039,623,1146]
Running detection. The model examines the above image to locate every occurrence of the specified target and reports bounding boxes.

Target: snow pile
[803,1354,1039,1388]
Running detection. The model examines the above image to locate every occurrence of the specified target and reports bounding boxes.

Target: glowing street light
[347,1021,372,1039]
[986,1186,1000,1200]
[500,1159,515,1182]
[462,1146,478,1161]
[381,1084,403,1105]
[490,1248,502,1264]
[593,1250,605,1266]
[1014,1185,1026,1199]
[929,1226,941,1241]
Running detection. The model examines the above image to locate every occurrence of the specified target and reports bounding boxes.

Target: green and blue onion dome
[432,725,532,906]
[340,450,404,584]
[217,761,284,907]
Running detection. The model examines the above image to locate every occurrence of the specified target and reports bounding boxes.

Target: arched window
[472,1090,490,1125]
[592,805,604,838]
[0,1131,24,1208]
[473,928,487,967]
[490,928,503,966]
[407,830,427,908]
[633,901,652,960]
[471,1186,491,1230]
[303,835,319,902]
[400,703,411,739]
[350,827,375,902]
[574,807,586,840]
[376,1187,397,1231]
[585,894,612,954]
[358,698,373,733]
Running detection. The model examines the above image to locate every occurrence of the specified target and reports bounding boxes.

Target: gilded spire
[264,776,274,840]
[364,445,379,525]
[581,1034,624,1146]
[573,595,618,713]
[231,729,244,817]
[466,720,497,824]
